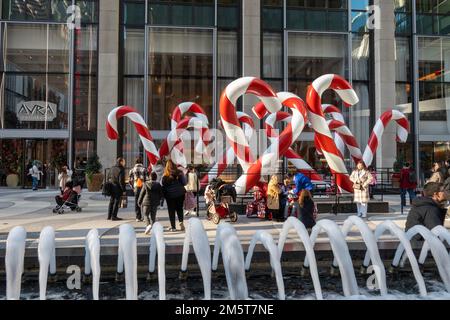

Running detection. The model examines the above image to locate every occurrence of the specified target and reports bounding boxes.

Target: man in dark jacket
[405,182,447,233]
[107,157,126,221]
[138,172,164,234]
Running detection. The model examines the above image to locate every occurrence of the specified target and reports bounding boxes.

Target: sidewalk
[0,188,447,254]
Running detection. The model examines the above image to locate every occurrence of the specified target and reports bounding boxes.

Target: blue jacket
[293,172,314,194]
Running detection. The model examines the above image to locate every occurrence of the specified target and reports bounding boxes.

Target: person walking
[29,160,43,191]
[129,156,148,222]
[57,165,73,194]
[266,175,281,221]
[298,189,316,231]
[107,157,126,221]
[279,176,292,222]
[428,162,445,184]
[292,171,314,195]
[138,172,164,235]
[406,182,447,233]
[161,160,187,232]
[349,161,373,219]
[400,162,417,208]
[184,166,199,216]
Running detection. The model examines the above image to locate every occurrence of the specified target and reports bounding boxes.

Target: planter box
[6,174,19,187]
[87,173,104,192]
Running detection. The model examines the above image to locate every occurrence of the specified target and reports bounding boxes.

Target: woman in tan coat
[266,175,281,221]
[349,161,373,219]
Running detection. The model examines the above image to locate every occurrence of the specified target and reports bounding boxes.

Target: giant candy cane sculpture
[306,74,359,193]
[106,106,159,165]
[263,110,322,182]
[221,78,308,194]
[362,110,410,167]
[201,112,255,186]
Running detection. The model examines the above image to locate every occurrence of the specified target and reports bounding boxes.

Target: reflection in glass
[124,28,145,75]
[148,28,213,130]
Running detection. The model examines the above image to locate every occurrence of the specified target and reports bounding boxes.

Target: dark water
[1,268,449,300]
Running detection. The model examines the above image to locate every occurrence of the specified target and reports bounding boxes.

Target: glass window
[148,28,213,130]
[263,32,283,79]
[352,34,370,81]
[395,37,411,82]
[3,73,69,130]
[76,0,99,24]
[1,0,70,22]
[4,23,70,74]
[148,0,214,27]
[124,1,146,25]
[218,31,238,77]
[262,0,283,30]
[74,25,98,75]
[74,75,97,131]
[287,1,347,31]
[351,0,368,11]
[218,1,240,29]
[124,28,145,75]
[352,11,369,33]
[349,82,370,153]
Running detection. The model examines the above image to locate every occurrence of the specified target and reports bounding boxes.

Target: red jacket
[400,168,417,189]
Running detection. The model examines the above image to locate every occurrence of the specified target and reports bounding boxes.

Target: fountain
[419,225,450,265]
[304,219,359,297]
[181,218,211,300]
[245,231,285,300]
[336,216,387,295]
[148,222,166,300]
[212,223,248,299]
[363,220,427,296]
[117,224,138,300]
[38,226,56,300]
[391,225,450,293]
[84,229,101,300]
[278,217,323,300]
[5,226,27,300]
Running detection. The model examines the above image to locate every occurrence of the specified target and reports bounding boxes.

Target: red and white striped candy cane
[306,74,359,193]
[201,111,255,186]
[220,77,282,173]
[263,110,322,182]
[106,106,159,165]
[362,110,410,167]
[232,91,308,194]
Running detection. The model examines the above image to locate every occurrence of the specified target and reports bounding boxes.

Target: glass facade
[121,0,241,166]
[0,0,98,187]
[262,0,373,170]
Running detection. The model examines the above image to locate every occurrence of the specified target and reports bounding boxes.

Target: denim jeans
[32,177,38,190]
[401,188,416,206]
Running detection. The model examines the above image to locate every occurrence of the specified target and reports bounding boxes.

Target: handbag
[120,195,128,209]
[353,182,363,190]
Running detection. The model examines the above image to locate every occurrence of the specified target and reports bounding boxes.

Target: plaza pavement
[0,187,449,255]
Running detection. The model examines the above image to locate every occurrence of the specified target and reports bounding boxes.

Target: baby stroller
[53,181,82,214]
[205,178,238,225]
[246,185,267,219]
[284,190,300,218]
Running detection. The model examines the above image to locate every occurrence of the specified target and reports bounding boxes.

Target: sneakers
[144,224,153,235]
[169,228,177,232]
[136,218,144,222]
[184,211,191,217]
[357,213,362,218]
[111,217,123,221]
[179,222,185,231]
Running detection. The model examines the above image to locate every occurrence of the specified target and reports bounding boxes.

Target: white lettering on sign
[16,101,57,122]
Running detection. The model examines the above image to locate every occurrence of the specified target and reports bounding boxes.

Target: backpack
[408,169,417,184]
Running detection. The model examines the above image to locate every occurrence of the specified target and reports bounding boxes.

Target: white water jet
[278,217,323,300]
[363,221,427,296]
[85,228,101,300]
[245,231,285,300]
[181,218,211,300]
[335,216,387,295]
[418,226,450,264]
[391,225,450,293]
[212,223,248,300]
[6,226,27,300]
[148,222,166,300]
[38,226,56,300]
[117,224,138,300]
[304,219,359,297]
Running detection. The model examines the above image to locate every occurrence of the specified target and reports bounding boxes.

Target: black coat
[299,198,316,229]
[108,165,126,196]
[138,181,163,207]
[406,197,446,232]
[162,171,186,199]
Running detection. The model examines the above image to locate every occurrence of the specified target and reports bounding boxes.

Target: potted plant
[85,153,103,192]
[2,147,20,188]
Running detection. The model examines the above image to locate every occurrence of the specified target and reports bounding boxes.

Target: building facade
[0,0,450,187]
